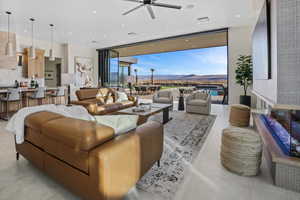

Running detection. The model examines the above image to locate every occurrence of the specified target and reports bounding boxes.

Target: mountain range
[137,74,227,81]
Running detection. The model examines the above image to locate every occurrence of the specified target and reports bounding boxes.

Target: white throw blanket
[6,105,94,144]
[94,115,139,135]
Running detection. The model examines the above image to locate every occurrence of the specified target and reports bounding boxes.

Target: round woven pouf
[229,104,250,127]
[221,127,262,176]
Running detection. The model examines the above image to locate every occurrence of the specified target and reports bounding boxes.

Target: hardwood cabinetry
[24,48,45,78]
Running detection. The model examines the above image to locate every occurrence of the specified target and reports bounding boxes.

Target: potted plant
[235,55,253,107]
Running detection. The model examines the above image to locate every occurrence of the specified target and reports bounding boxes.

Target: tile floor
[0,104,299,200]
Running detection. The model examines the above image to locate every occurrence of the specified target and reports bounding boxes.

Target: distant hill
[138,74,227,81]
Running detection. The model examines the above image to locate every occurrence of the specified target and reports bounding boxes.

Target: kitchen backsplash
[0,67,44,87]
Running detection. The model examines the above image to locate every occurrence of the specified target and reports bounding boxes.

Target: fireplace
[260,109,300,157]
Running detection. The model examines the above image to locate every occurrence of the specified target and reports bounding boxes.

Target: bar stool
[51,87,65,104]
[0,88,22,120]
[28,87,46,106]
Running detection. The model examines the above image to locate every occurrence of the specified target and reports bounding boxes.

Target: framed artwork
[74,56,94,87]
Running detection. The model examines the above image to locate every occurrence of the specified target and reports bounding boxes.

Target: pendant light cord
[50,24,54,50]
[30,18,35,47]
[6,11,11,43]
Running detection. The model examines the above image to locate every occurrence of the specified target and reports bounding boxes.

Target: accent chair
[186,91,211,115]
[152,90,173,110]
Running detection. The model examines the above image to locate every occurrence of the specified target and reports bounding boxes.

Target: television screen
[252,0,271,80]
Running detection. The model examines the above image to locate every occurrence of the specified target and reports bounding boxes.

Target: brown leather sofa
[71,88,137,115]
[15,111,163,200]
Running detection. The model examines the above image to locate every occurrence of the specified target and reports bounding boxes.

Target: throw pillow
[96,90,105,105]
[94,115,139,135]
[116,92,129,102]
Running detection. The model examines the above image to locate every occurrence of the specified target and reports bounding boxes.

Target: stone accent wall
[277,0,300,105]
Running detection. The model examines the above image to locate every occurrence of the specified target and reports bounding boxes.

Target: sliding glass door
[108,50,119,87]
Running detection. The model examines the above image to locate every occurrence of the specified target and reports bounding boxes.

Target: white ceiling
[0,0,263,49]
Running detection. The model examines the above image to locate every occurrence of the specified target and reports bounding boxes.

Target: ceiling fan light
[5,41,14,57]
[49,49,55,61]
[29,46,36,59]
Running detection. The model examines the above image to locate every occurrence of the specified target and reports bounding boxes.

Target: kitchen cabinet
[24,48,45,78]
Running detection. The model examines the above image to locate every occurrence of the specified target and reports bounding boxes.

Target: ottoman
[221,127,262,176]
[229,104,250,127]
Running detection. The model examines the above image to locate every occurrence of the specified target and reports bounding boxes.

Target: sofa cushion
[155,97,171,104]
[25,111,64,131]
[116,92,129,102]
[194,92,208,100]
[158,91,171,98]
[76,89,99,101]
[42,117,115,151]
[187,99,207,106]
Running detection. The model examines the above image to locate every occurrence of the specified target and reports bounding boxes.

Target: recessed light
[121,24,125,28]
[92,10,97,14]
[186,4,195,9]
[68,32,73,35]
[197,17,209,23]
[235,14,241,18]
[128,32,137,36]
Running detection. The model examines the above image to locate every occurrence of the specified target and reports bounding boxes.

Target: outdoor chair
[153,90,173,110]
[135,86,141,95]
[186,91,211,115]
[140,86,148,95]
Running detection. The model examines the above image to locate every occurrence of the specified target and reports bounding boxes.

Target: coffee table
[117,103,172,125]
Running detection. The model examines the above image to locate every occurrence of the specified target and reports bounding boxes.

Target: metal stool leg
[5,100,9,120]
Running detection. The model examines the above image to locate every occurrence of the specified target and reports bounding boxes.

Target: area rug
[136,111,216,200]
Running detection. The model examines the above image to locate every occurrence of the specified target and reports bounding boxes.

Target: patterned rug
[136,111,216,200]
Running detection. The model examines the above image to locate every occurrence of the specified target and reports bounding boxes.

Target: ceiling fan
[122,0,182,19]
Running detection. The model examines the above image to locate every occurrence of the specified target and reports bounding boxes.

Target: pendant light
[49,24,55,61]
[5,11,14,57]
[29,18,36,59]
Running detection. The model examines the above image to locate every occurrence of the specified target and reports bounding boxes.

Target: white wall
[228,26,256,106]
[0,34,98,87]
[66,44,98,86]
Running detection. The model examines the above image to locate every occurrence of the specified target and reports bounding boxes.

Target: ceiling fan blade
[151,2,182,9]
[147,5,155,19]
[123,0,143,3]
[123,4,145,15]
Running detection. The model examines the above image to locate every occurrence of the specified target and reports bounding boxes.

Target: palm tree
[150,68,155,85]
[134,69,138,85]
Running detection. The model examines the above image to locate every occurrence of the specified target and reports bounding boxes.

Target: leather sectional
[15,111,164,200]
[71,88,137,115]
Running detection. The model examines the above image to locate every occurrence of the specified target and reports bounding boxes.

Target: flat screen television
[252,0,271,80]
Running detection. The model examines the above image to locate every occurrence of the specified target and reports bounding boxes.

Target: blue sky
[132,46,228,76]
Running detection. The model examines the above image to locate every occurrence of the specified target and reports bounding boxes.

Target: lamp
[5,11,14,57]
[29,18,36,59]
[49,24,55,61]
